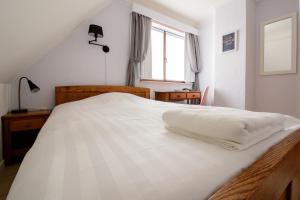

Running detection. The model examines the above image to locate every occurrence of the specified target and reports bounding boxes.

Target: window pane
[166,33,185,81]
[151,28,164,80]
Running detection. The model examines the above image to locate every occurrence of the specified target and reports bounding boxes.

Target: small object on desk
[182,88,191,92]
[1,110,51,165]
[155,91,201,104]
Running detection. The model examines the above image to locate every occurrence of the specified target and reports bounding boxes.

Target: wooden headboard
[55,85,150,105]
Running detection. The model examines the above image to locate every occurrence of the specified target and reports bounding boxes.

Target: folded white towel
[162,108,286,150]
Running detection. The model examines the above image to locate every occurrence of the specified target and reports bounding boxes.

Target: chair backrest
[200,86,209,106]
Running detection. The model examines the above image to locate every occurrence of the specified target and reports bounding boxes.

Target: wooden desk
[154,91,201,104]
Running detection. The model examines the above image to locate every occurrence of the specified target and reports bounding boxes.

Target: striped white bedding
[7,93,300,200]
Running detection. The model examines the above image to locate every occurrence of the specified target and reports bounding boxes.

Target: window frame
[140,21,186,83]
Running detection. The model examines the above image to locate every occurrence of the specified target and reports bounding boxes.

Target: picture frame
[260,13,297,75]
[222,30,238,53]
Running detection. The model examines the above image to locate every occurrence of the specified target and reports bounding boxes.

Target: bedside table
[1,110,51,165]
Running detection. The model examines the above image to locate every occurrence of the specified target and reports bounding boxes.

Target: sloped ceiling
[0,0,231,83]
[0,0,111,83]
[130,0,233,26]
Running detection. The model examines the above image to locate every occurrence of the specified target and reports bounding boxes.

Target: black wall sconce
[88,24,110,53]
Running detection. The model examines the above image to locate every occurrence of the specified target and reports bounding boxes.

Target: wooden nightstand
[1,110,51,165]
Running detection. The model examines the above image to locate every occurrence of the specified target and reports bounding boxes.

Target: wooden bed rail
[209,129,300,200]
[55,85,150,105]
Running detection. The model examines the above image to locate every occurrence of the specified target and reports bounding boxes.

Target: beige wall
[204,0,300,117]
[245,0,256,111]
[255,0,299,117]
[298,0,300,118]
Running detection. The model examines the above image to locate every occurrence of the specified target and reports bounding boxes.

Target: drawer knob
[177,95,180,98]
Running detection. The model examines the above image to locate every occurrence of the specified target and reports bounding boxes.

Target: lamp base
[11,109,28,114]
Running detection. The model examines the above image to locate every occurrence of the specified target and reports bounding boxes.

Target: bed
[7,85,300,200]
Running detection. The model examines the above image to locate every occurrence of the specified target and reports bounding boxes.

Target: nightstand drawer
[170,93,187,100]
[187,92,201,99]
[10,118,46,132]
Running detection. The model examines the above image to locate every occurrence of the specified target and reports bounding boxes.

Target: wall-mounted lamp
[11,77,40,113]
[88,24,110,53]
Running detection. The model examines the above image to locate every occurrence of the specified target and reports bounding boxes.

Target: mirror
[260,13,297,75]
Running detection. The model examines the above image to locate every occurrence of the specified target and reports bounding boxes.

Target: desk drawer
[10,118,46,132]
[187,92,201,99]
[170,93,187,100]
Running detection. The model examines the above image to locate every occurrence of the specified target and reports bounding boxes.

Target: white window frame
[141,21,186,83]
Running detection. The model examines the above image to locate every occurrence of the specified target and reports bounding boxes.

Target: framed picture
[222,31,238,53]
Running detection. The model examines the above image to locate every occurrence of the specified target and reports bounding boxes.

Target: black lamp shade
[88,24,103,38]
[11,77,40,113]
[27,79,40,93]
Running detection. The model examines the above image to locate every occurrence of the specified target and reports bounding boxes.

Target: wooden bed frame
[54,85,300,200]
[55,85,150,105]
[210,129,300,200]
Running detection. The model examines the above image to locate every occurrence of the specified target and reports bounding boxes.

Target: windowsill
[140,79,192,84]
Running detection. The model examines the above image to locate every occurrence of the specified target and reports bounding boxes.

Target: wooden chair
[200,86,209,106]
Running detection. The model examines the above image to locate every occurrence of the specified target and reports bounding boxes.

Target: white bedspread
[7,93,300,200]
[162,108,286,150]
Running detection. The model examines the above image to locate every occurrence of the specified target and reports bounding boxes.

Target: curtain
[126,12,152,86]
[185,33,201,91]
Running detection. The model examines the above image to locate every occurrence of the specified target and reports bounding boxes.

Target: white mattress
[7,93,300,200]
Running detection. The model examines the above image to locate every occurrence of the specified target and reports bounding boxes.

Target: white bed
[7,92,300,200]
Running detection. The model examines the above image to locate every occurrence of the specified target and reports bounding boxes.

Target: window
[142,22,185,82]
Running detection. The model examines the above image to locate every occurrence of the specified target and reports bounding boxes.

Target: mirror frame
[260,13,298,75]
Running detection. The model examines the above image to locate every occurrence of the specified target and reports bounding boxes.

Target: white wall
[10,0,130,109]
[0,0,111,83]
[0,84,10,163]
[211,0,299,117]
[255,0,299,117]
[198,15,215,105]
[214,0,247,109]
[9,0,198,109]
[9,0,298,117]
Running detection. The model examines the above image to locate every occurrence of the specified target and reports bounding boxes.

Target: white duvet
[8,93,300,200]
[162,108,286,150]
